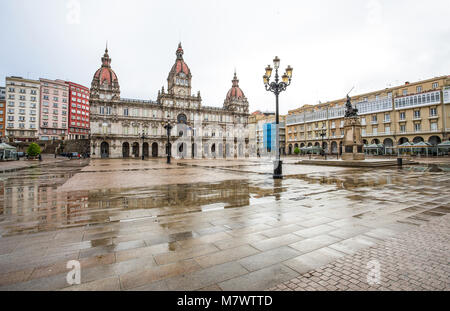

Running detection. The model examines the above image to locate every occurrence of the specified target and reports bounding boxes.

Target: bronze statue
[344,94,358,118]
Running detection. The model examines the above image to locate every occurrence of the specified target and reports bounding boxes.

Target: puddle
[0,160,448,237]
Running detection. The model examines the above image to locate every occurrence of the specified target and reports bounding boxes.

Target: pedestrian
[39,154,42,161]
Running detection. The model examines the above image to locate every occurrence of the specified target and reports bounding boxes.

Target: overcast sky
[1,0,449,114]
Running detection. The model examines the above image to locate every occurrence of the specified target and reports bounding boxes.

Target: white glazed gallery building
[89,43,252,159]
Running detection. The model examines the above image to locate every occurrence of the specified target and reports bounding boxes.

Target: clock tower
[167,43,192,96]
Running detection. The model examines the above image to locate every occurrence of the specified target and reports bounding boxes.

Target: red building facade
[65,82,90,139]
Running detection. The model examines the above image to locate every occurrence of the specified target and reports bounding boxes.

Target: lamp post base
[273,160,283,179]
[167,155,171,164]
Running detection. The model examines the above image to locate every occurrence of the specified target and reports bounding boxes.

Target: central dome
[170,42,191,76]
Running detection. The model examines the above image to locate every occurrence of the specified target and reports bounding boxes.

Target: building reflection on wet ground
[0,158,448,290]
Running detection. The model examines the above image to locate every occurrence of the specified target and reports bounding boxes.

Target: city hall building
[89,44,250,159]
[286,76,450,155]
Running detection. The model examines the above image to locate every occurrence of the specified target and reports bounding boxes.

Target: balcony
[395,90,441,109]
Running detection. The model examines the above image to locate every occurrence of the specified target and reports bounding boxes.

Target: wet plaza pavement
[0,158,449,290]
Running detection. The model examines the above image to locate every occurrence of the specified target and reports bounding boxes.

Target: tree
[294,147,300,155]
[27,143,41,157]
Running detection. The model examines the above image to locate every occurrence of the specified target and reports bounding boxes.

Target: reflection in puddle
[0,161,448,237]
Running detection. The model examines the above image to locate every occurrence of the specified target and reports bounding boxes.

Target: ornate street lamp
[263,56,293,179]
[140,132,147,160]
[164,121,173,164]
[319,126,327,160]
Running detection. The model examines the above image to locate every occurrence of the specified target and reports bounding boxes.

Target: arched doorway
[152,142,158,157]
[192,143,196,158]
[122,142,130,158]
[288,144,292,155]
[307,143,312,147]
[428,136,441,146]
[398,137,409,145]
[211,143,216,157]
[300,143,305,148]
[314,142,320,147]
[371,139,380,144]
[178,142,186,157]
[143,142,149,158]
[331,141,338,154]
[363,139,368,145]
[383,138,394,155]
[132,142,139,158]
[413,136,424,144]
[100,142,109,158]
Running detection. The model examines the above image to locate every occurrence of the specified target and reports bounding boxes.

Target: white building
[5,77,40,142]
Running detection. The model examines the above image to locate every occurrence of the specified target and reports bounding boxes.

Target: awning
[412,142,432,148]
[365,144,384,149]
[0,143,17,151]
[397,142,414,148]
[437,141,450,148]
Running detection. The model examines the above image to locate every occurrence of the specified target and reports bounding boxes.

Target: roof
[226,72,245,101]
[93,47,119,86]
[0,143,16,150]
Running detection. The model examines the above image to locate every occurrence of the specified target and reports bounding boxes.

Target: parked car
[69,152,81,159]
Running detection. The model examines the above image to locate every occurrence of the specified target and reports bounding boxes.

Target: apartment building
[66,82,90,139]
[0,86,5,100]
[0,99,5,138]
[39,78,69,140]
[286,75,450,155]
[5,77,40,142]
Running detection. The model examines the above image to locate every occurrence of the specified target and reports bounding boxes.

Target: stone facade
[286,76,450,155]
[89,44,250,159]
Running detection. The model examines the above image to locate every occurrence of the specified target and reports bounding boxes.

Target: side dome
[90,45,120,98]
[226,72,245,100]
[93,47,119,86]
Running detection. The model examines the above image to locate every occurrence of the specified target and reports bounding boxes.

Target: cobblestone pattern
[270,214,450,291]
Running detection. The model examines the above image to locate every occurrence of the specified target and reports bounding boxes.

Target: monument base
[341,152,365,161]
[342,116,365,161]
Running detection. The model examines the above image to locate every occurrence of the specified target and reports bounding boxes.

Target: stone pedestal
[341,117,365,161]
